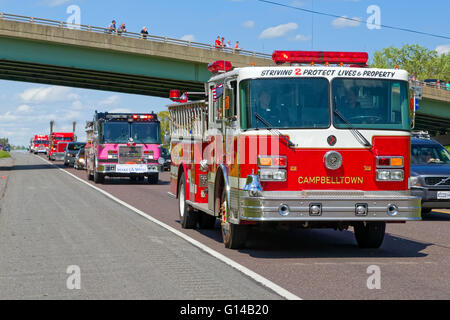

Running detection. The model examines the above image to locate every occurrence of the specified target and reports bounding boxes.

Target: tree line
[371,44,450,82]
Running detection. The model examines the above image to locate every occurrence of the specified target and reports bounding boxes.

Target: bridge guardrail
[0,12,272,60]
[410,79,450,91]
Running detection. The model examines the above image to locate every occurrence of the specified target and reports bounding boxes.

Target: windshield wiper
[333,98,372,148]
[254,112,296,148]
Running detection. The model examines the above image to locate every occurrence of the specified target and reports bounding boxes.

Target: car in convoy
[410,136,450,215]
[74,148,86,170]
[64,142,86,167]
[160,147,171,171]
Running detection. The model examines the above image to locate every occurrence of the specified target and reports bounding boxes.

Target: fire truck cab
[168,51,421,249]
[48,132,75,161]
[31,134,49,154]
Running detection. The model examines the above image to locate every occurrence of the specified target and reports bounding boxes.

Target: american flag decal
[212,84,224,102]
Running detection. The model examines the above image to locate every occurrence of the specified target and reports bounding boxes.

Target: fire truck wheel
[219,188,247,249]
[198,212,216,229]
[353,222,386,249]
[94,170,104,184]
[148,173,159,185]
[87,168,94,181]
[178,173,197,229]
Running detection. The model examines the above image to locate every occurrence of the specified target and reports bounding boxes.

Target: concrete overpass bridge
[0,12,449,131]
[0,13,271,98]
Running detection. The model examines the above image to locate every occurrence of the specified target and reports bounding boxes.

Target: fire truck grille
[118,146,143,164]
[424,176,450,186]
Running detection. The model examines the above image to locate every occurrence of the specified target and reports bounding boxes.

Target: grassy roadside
[0,150,11,158]
[446,146,450,152]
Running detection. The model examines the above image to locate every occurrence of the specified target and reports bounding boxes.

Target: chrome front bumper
[239,190,421,222]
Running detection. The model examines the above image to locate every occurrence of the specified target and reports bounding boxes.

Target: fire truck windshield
[240,78,330,130]
[332,79,409,131]
[102,121,160,144]
[103,122,129,143]
[131,122,160,144]
[54,137,72,141]
[34,140,48,144]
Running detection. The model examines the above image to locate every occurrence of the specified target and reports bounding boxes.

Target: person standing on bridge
[108,20,116,34]
[118,23,127,35]
[215,36,222,49]
[141,26,149,39]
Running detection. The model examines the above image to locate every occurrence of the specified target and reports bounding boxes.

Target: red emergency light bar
[208,60,233,74]
[169,89,188,103]
[272,51,369,66]
[132,114,156,120]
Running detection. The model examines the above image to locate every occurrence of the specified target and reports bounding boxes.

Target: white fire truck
[168,51,421,249]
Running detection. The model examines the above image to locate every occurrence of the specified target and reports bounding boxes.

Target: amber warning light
[272,51,369,66]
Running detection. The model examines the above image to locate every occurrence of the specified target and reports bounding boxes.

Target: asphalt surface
[0,152,281,300]
[1,151,450,300]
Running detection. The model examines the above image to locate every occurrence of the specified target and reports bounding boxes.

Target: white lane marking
[34,155,301,300]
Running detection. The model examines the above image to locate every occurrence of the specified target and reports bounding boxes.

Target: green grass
[446,146,450,152]
[0,150,10,158]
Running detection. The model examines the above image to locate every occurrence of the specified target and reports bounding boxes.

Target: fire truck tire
[218,188,247,249]
[223,223,247,249]
[198,212,216,229]
[148,173,159,185]
[94,170,104,184]
[87,169,94,181]
[178,173,197,229]
[353,222,386,249]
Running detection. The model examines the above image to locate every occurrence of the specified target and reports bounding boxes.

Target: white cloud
[331,16,362,28]
[180,34,196,42]
[259,22,298,39]
[20,86,79,103]
[108,108,132,113]
[99,95,120,106]
[17,104,32,113]
[242,20,255,28]
[44,0,72,7]
[0,112,18,122]
[436,44,450,55]
[293,34,311,41]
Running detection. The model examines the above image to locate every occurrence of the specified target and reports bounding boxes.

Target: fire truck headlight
[259,169,287,181]
[376,169,404,181]
[390,170,404,181]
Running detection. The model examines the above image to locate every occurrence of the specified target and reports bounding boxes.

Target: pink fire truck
[85,111,163,184]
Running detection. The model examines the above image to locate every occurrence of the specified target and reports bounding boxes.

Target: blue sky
[0,0,449,145]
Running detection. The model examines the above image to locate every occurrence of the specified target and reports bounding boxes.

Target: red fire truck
[168,51,421,249]
[48,132,75,161]
[30,134,49,154]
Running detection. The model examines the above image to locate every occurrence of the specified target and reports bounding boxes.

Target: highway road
[1,151,450,300]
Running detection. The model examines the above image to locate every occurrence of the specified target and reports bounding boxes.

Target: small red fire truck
[30,134,49,154]
[48,121,76,161]
[168,51,421,249]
